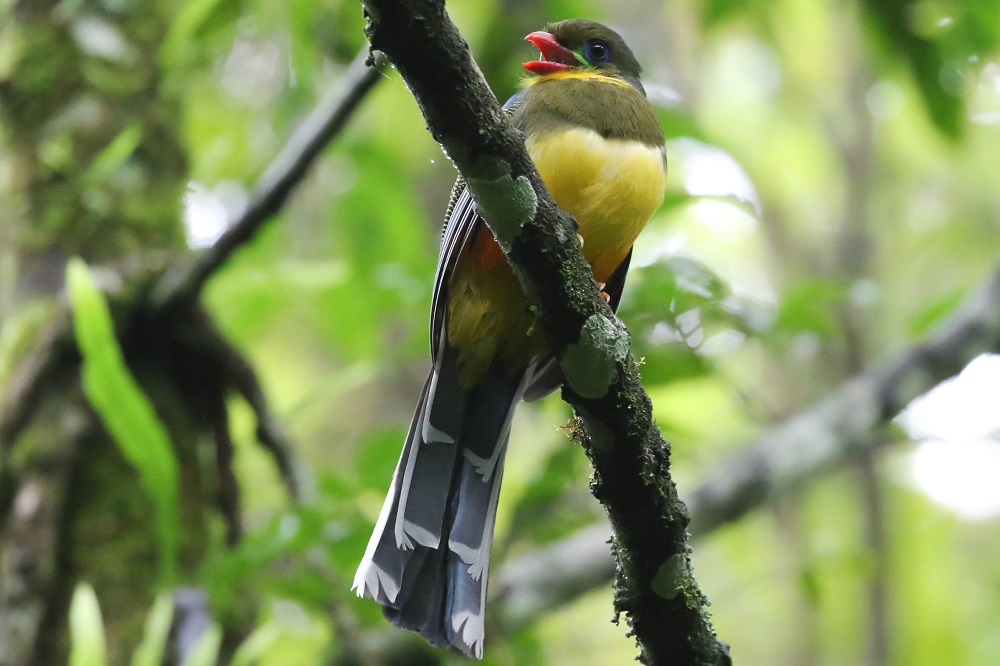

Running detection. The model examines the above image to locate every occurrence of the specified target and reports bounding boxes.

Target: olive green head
[524,20,644,87]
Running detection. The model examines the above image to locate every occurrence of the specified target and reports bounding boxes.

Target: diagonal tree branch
[0,32,386,665]
[688,258,1000,535]
[494,256,1000,625]
[0,318,74,455]
[2,49,384,468]
[359,3,729,663]
[150,48,387,313]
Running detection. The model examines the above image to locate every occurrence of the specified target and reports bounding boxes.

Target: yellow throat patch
[523,69,634,89]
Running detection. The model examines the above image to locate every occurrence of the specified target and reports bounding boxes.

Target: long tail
[352,344,524,658]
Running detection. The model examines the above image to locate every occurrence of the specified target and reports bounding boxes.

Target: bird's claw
[597,282,610,303]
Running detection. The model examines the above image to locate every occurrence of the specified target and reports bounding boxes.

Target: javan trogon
[353,19,667,658]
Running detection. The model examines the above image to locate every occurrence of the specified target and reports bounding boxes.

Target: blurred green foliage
[37,0,1000,663]
[68,259,180,586]
[132,593,174,666]
[69,583,107,666]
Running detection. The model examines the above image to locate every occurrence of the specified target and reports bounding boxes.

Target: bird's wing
[429,180,478,360]
[429,92,526,359]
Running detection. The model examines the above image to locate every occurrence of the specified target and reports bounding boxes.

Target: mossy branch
[359,2,730,663]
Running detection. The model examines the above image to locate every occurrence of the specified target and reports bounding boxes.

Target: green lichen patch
[561,314,630,399]
[651,554,687,600]
[466,155,537,251]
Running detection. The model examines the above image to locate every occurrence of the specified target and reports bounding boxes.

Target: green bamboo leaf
[180,625,223,666]
[230,623,282,666]
[131,591,174,666]
[85,124,143,185]
[66,258,179,585]
[160,0,241,69]
[863,0,963,138]
[69,582,107,666]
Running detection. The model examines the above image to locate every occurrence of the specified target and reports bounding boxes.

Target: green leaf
[84,124,142,185]
[180,624,223,666]
[131,592,174,666]
[863,0,963,138]
[69,582,107,666]
[655,107,709,144]
[701,0,770,27]
[161,0,242,69]
[907,290,965,338]
[619,256,752,385]
[66,258,179,585]
[772,279,848,338]
[230,623,283,666]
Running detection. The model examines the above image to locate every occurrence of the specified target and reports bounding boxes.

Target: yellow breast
[447,125,666,387]
[525,127,666,281]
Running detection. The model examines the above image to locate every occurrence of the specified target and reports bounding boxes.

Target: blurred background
[3,0,1000,664]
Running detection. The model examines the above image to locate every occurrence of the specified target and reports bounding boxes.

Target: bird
[352,19,666,658]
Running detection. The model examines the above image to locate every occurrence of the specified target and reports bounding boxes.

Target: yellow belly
[447,128,666,386]
[526,127,666,281]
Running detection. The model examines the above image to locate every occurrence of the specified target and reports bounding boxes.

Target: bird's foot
[597,282,610,303]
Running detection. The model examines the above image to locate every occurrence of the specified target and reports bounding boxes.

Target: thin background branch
[150,49,388,313]
[2,49,386,490]
[494,255,1000,621]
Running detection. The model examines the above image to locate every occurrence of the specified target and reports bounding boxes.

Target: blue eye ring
[584,39,610,63]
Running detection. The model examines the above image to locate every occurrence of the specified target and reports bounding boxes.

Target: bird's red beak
[523,31,578,75]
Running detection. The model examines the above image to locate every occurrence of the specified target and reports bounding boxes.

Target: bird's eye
[584,40,610,63]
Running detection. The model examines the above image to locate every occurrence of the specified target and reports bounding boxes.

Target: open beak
[523,31,579,75]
